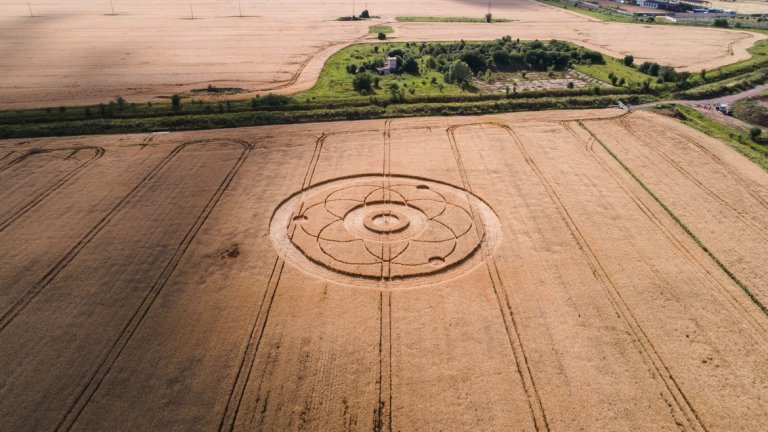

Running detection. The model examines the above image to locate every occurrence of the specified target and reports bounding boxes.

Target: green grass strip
[395,16,511,23]
[577,120,768,316]
[368,25,393,34]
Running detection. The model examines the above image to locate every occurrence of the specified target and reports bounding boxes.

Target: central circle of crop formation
[270,175,502,288]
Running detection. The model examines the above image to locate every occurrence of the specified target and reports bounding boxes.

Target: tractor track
[0,147,104,233]
[0,139,250,334]
[447,123,549,432]
[449,120,708,432]
[617,117,768,239]
[57,139,252,431]
[561,120,768,344]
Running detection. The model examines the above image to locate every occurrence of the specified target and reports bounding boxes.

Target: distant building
[636,0,685,11]
[377,57,398,75]
[637,0,660,9]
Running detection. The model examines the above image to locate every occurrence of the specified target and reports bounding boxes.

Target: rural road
[632,83,768,110]
[631,83,768,131]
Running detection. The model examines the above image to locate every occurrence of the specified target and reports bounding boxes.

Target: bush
[485,12,492,23]
[623,55,634,67]
[353,72,374,94]
[251,93,291,109]
[346,64,358,74]
[360,9,370,18]
[448,60,473,84]
[750,127,762,140]
[378,32,386,40]
[171,94,182,110]
[713,18,729,28]
[638,61,661,76]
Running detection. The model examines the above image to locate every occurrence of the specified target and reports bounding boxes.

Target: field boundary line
[578,120,768,316]
[218,257,285,432]
[373,119,393,432]
[0,146,104,233]
[0,140,246,332]
[220,132,327,431]
[447,124,549,432]
[653,118,768,212]
[498,122,707,431]
[57,139,251,430]
[560,121,768,342]
[618,116,768,238]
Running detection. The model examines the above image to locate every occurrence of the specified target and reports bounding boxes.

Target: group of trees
[636,60,692,88]
[345,37,609,95]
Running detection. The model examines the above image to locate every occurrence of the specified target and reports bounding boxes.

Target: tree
[750,127,762,140]
[401,56,420,75]
[623,54,634,67]
[377,32,386,40]
[171,94,181,110]
[352,72,373,94]
[460,51,488,73]
[492,50,512,66]
[360,9,370,18]
[115,96,127,111]
[448,60,472,84]
[485,12,492,23]
[659,66,677,82]
[649,62,660,76]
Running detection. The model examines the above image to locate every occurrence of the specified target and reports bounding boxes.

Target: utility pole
[238,1,242,17]
[352,0,355,19]
[190,4,194,19]
[109,0,116,16]
[28,2,34,17]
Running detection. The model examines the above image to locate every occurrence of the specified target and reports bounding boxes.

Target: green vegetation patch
[369,25,393,34]
[395,16,511,23]
[732,96,768,128]
[573,56,663,92]
[298,38,613,103]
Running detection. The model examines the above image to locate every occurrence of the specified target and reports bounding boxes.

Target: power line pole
[190,4,194,19]
[238,1,242,17]
[352,0,355,19]
[109,0,116,16]
[28,2,34,17]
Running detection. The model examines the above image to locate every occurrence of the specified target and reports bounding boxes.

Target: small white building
[377,57,398,75]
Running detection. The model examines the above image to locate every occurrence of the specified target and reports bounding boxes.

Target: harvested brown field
[0,109,766,430]
[0,0,763,109]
